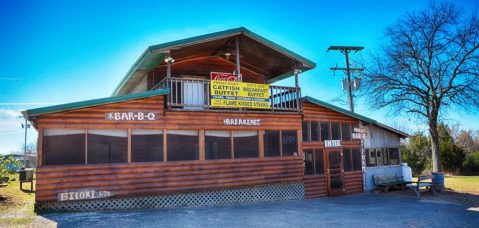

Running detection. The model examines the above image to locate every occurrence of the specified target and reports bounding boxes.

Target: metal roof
[302,96,409,137]
[112,27,316,96]
[23,89,170,117]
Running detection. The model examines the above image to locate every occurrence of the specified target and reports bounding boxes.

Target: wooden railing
[152,77,301,112]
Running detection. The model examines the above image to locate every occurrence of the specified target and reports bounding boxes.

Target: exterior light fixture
[164,56,175,63]
[225,52,231,60]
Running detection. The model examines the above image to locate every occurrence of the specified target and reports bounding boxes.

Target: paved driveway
[39,194,478,227]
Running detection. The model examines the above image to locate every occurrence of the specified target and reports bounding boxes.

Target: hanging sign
[210,80,270,109]
[211,72,238,81]
[105,112,157,121]
[324,140,341,148]
[223,118,261,126]
[57,189,114,201]
[352,127,371,139]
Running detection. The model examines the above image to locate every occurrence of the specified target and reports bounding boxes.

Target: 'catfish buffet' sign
[105,112,157,121]
[57,189,114,201]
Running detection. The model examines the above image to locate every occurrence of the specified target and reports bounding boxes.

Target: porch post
[235,36,241,82]
[294,68,301,112]
[166,57,172,78]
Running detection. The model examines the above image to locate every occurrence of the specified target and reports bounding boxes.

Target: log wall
[303,175,327,198]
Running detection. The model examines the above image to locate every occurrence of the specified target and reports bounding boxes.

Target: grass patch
[444,175,479,194]
[0,173,36,227]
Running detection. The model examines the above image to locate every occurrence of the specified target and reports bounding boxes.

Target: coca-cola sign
[210,72,237,81]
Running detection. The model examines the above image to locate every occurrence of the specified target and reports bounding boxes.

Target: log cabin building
[23,27,408,211]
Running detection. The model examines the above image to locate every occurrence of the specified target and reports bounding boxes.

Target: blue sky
[1,0,478,154]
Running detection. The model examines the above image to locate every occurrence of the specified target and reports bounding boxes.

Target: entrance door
[326,149,345,196]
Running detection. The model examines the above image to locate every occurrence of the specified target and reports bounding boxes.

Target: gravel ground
[385,188,479,207]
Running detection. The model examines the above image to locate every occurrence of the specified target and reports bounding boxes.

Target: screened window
[304,150,313,175]
[314,149,324,174]
[366,149,376,167]
[320,122,330,141]
[352,148,362,170]
[331,122,341,140]
[302,121,309,142]
[43,129,85,165]
[131,130,163,162]
[264,130,280,157]
[233,131,258,158]
[281,130,297,156]
[167,130,199,161]
[376,149,384,166]
[366,148,401,167]
[311,122,319,141]
[205,130,231,160]
[88,129,127,164]
[343,149,353,171]
[341,123,351,140]
[382,149,389,165]
[389,148,400,165]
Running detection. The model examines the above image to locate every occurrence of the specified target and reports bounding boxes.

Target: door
[181,78,205,110]
[326,149,345,196]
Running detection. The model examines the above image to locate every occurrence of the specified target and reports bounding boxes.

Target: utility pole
[327,46,364,112]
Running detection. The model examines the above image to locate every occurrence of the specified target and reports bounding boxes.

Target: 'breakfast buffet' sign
[105,112,157,121]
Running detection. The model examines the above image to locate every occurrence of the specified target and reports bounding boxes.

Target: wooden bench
[374,175,408,192]
[406,175,436,197]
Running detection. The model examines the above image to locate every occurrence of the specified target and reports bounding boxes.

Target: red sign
[210,72,237,81]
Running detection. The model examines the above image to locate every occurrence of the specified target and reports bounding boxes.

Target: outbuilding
[24,27,408,211]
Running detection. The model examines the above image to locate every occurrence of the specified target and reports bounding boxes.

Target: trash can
[432,172,444,192]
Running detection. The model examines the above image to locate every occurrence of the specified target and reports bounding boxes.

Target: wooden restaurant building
[23,27,408,211]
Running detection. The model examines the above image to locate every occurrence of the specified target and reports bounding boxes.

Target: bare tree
[362,1,479,172]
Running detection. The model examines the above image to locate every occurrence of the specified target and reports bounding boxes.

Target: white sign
[57,189,114,201]
[324,140,341,148]
[105,112,156,121]
[352,127,371,139]
[223,118,261,126]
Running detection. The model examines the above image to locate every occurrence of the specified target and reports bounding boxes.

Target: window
[382,149,389,165]
[167,130,199,161]
[311,122,319,141]
[331,122,341,140]
[233,131,258,158]
[43,129,85,165]
[352,148,362,170]
[264,130,280,157]
[341,123,351,141]
[376,149,384,166]
[131,130,163,162]
[366,149,376,167]
[205,130,231,160]
[304,150,313,175]
[389,148,400,165]
[281,130,297,156]
[366,148,401,167]
[343,149,352,171]
[303,149,324,175]
[302,121,309,142]
[320,122,330,141]
[88,129,127,164]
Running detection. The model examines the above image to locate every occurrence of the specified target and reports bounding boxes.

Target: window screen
[304,150,313,175]
[331,122,341,140]
[341,123,351,140]
[205,130,231,160]
[43,129,85,165]
[352,148,362,170]
[311,122,319,141]
[281,130,297,156]
[314,149,324,174]
[233,131,258,158]
[343,149,352,171]
[389,148,400,165]
[382,149,390,165]
[320,122,330,141]
[131,130,163,162]
[87,129,127,164]
[302,121,309,141]
[366,149,376,167]
[167,130,199,161]
[376,149,384,166]
[264,130,280,157]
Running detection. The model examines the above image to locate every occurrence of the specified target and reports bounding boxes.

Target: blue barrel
[432,172,445,191]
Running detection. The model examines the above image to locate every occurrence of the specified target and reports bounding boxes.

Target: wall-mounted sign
[352,127,371,139]
[223,118,261,126]
[105,112,157,121]
[211,72,237,81]
[324,140,341,148]
[57,189,114,201]
[210,80,270,109]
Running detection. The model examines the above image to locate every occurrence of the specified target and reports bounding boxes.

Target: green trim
[303,96,409,137]
[112,27,316,95]
[24,89,170,117]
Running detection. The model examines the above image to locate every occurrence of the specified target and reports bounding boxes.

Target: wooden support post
[37,128,43,167]
[297,129,303,158]
[235,36,241,82]
[85,129,88,164]
[127,129,132,163]
[231,131,234,159]
[259,130,265,158]
[163,129,167,162]
[199,130,205,160]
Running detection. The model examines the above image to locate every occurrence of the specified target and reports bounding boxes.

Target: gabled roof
[23,89,170,117]
[303,96,409,137]
[112,27,316,96]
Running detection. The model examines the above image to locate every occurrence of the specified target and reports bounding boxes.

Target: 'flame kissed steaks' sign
[105,112,157,121]
[57,189,114,201]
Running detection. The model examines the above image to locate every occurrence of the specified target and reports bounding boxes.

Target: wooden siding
[35,157,303,202]
[303,175,327,198]
[343,171,363,194]
[302,101,358,123]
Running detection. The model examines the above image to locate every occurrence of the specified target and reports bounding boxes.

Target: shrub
[463,152,479,175]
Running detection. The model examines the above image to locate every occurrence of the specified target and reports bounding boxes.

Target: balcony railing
[152,77,301,112]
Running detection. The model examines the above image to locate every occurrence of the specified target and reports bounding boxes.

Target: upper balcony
[112,27,316,113]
